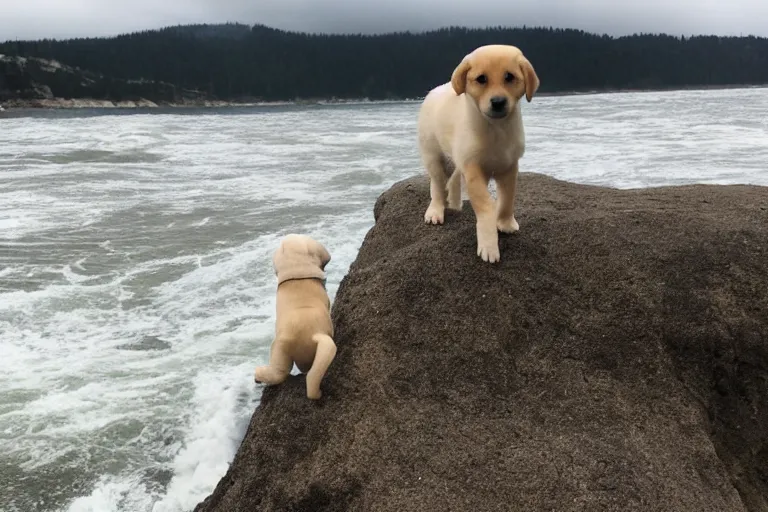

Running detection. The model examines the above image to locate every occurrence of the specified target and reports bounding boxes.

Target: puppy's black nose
[490,96,507,111]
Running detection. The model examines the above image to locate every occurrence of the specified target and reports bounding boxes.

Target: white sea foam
[0,89,767,512]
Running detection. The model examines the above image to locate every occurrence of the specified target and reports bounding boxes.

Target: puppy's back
[418,83,462,153]
[275,279,333,342]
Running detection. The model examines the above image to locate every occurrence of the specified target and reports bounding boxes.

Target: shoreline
[2,83,766,111]
[0,97,419,110]
[535,83,768,97]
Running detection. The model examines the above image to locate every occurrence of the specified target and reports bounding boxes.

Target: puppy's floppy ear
[272,243,285,275]
[313,242,331,270]
[451,55,471,96]
[518,55,540,102]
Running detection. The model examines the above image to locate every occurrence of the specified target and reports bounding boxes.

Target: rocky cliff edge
[195,173,768,512]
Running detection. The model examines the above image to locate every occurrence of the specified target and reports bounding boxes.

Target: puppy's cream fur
[418,44,540,263]
[254,234,336,400]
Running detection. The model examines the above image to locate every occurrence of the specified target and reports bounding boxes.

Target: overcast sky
[1,0,765,41]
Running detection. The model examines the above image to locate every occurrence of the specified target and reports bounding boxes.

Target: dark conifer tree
[2,23,767,102]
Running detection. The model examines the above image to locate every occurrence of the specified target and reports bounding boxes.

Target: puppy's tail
[305,333,337,398]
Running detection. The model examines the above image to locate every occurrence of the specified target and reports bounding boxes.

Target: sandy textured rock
[196,173,768,512]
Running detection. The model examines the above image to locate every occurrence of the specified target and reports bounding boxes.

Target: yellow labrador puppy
[418,44,540,263]
[254,234,336,400]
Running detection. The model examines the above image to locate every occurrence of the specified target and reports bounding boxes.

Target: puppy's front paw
[254,367,265,383]
[497,216,519,233]
[424,202,445,225]
[476,223,500,263]
[477,242,500,263]
[307,388,322,400]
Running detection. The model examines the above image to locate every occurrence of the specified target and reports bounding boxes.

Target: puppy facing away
[254,234,336,400]
[418,44,540,263]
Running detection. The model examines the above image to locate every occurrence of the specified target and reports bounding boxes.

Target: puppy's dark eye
[476,74,487,84]
[504,72,515,83]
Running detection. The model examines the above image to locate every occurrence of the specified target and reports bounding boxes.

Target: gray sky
[1,0,765,41]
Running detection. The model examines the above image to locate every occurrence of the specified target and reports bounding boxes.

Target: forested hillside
[2,23,767,102]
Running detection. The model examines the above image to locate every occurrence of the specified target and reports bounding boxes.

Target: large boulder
[195,173,768,512]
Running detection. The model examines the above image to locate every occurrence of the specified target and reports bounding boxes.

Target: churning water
[1,88,767,512]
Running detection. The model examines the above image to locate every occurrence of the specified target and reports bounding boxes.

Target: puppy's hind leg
[254,341,292,386]
[305,333,337,400]
[423,152,450,225]
[446,164,463,211]
[496,162,520,233]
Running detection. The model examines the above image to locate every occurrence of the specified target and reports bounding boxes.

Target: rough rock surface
[195,173,768,512]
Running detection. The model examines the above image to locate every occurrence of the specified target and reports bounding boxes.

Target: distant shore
[2,83,766,111]
[536,83,768,97]
[0,97,416,110]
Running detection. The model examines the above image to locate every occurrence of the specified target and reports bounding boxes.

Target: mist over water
[1,89,767,512]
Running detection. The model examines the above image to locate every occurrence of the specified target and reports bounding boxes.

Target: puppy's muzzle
[487,96,508,118]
